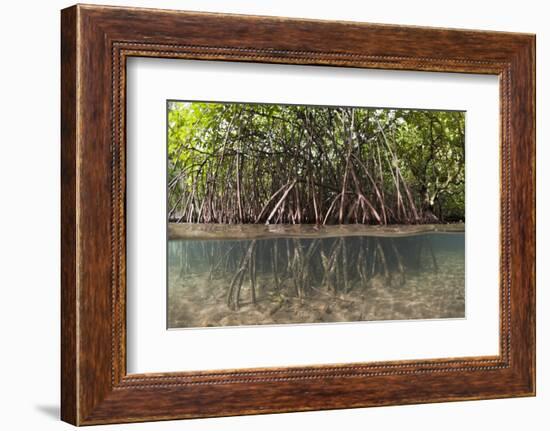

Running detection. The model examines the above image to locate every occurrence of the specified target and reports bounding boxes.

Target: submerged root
[375,239,390,279]
[192,233,445,312]
[426,238,439,272]
[226,240,257,310]
[390,239,406,286]
[320,239,343,293]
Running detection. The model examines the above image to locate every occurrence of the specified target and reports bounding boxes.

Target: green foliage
[167,101,465,225]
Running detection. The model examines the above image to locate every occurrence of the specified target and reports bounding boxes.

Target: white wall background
[0,0,546,429]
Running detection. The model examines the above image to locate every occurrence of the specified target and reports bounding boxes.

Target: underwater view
[167,224,465,328]
[167,101,466,329]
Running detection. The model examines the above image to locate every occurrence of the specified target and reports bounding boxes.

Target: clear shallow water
[168,231,465,329]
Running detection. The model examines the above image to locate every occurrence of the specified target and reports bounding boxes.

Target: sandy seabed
[168,249,464,329]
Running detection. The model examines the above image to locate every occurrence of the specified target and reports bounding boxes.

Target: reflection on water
[167,229,465,329]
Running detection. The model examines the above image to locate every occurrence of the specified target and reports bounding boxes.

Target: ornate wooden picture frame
[61,4,535,425]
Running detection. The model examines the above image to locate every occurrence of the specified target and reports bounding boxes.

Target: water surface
[167,224,465,329]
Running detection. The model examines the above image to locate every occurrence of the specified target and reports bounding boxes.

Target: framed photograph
[61,4,535,425]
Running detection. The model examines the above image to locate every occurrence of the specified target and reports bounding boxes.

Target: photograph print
[166,101,465,329]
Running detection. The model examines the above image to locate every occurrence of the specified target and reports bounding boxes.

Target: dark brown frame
[61,4,536,426]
